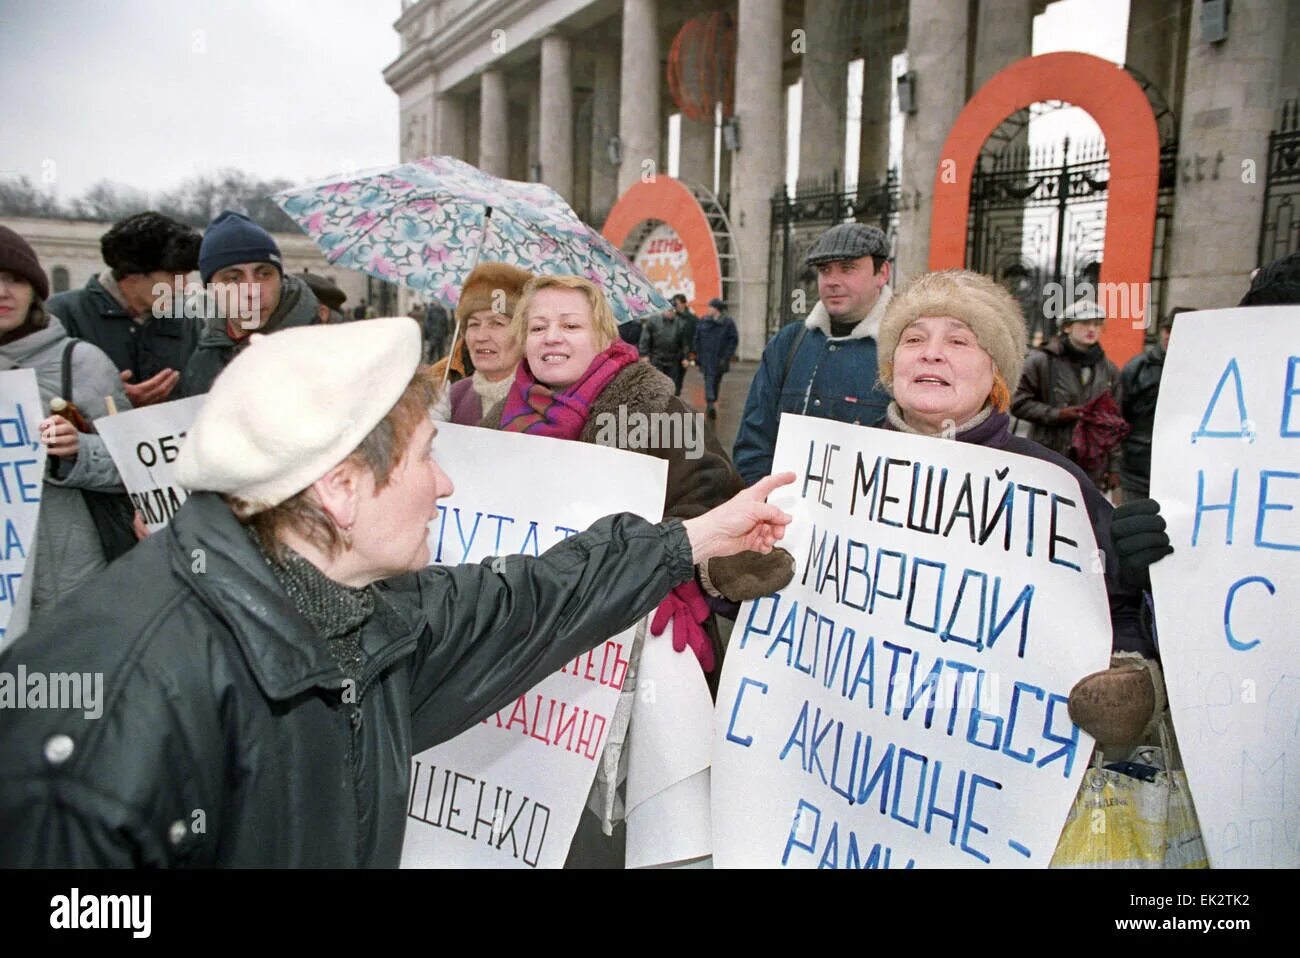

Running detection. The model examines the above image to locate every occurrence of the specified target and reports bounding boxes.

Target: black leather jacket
[0,493,692,866]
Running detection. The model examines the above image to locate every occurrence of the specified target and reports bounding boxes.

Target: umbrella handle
[439,206,494,392]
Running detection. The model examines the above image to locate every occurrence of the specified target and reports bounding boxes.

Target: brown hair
[509,274,620,355]
[236,369,438,559]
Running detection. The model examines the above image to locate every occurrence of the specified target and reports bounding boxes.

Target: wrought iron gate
[767,170,899,338]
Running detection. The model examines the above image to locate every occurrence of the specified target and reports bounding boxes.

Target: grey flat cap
[805,222,890,267]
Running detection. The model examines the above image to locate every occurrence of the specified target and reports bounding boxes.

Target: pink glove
[650,581,714,673]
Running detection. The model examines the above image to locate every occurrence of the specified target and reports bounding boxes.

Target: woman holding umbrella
[431,262,532,425]
[482,274,795,865]
[0,316,793,867]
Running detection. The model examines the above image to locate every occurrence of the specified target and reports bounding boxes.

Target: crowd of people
[0,201,1296,867]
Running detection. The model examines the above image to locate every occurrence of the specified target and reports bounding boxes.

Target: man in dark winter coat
[0,317,792,867]
[46,212,202,406]
[693,297,739,419]
[638,303,692,395]
[1117,308,1186,501]
[733,222,894,486]
[1012,299,1122,491]
[179,210,319,397]
[670,293,698,354]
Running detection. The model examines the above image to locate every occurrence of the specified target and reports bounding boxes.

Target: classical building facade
[384,0,1298,361]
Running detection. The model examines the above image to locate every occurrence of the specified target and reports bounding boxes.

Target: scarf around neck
[500,339,639,439]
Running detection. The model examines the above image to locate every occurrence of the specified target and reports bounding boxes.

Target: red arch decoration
[929,52,1161,364]
[601,176,722,315]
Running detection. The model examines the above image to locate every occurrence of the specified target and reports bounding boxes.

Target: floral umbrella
[273,155,668,322]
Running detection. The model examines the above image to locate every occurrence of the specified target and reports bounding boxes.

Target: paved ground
[674,360,759,458]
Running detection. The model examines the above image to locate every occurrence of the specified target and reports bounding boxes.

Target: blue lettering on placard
[1283,356,1300,437]
[726,676,768,746]
[1255,471,1300,552]
[1192,357,1252,442]
[1002,681,1046,764]
[1223,575,1274,651]
[3,519,25,561]
[1192,468,1239,547]
[960,774,1002,864]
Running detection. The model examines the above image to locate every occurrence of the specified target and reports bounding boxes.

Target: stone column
[573,91,593,219]
[434,94,467,159]
[540,33,574,201]
[478,69,509,177]
[590,48,621,221]
[1166,0,1289,309]
[618,0,661,195]
[527,87,541,178]
[678,115,714,188]
[798,0,850,190]
[729,0,785,359]
[857,45,892,187]
[972,0,1032,91]
[895,0,969,283]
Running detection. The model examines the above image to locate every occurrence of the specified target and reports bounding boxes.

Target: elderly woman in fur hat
[873,269,1162,752]
[0,314,793,867]
[432,262,533,425]
[481,273,794,865]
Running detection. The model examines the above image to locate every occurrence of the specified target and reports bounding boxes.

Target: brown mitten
[1068,652,1163,747]
[701,548,796,602]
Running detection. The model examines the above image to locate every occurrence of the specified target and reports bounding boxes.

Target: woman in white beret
[0,316,792,868]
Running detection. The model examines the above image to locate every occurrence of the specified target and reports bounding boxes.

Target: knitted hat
[877,269,1028,391]
[175,317,422,512]
[0,224,50,301]
[455,261,534,322]
[708,297,726,311]
[805,222,890,267]
[1240,250,1300,306]
[199,211,282,283]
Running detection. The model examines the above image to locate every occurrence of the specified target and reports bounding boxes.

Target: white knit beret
[175,317,422,512]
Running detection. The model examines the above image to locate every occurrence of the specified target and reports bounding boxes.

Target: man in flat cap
[302,272,347,323]
[732,222,894,485]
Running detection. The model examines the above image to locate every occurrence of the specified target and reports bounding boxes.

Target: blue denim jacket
[732,290,893,486]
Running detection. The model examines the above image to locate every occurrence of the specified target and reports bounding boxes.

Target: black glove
[1111,498,1173,591]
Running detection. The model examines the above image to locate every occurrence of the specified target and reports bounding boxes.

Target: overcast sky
[3,0,1130,204]
[0,0,401,200]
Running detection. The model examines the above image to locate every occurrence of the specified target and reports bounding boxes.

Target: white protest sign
[94,396,204,532]
[401,423,666,868]
[713,414,1113,868]
[1149,306,1299,868]
[0,369,47,647]
[624,631,715,867]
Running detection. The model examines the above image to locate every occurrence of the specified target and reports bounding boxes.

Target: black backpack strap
[779,322,809,392]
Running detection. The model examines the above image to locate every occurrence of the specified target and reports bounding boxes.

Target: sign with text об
[0,369,47,646]
[1150,306,1300,868]
[95,396,205,533]
[713,414,1113,868]
[401,423,666,869]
